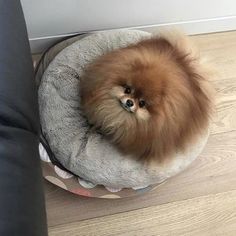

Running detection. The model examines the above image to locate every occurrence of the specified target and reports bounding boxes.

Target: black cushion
[0,0,47,235]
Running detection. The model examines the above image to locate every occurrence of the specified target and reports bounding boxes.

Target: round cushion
[37,30,209,195]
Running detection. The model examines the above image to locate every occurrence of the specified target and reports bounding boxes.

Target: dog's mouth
[119,100,134,113]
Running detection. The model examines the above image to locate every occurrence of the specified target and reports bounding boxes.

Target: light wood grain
[45,31,236,235]
[192,31,236,81]
[45,130,236,226]
[211,78,236,134]
[49,190,236,236]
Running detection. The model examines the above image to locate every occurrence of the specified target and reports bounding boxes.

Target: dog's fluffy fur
[80,32,213,162]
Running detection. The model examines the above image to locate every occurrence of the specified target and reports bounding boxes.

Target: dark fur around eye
[139,100,146,108]
[124,86,131,94]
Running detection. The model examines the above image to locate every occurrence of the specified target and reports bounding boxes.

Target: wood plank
[192,32,236,81]
[45,130,236,227]
[49,190,236,236]
[211,78,236,134]
[192,31,236,51]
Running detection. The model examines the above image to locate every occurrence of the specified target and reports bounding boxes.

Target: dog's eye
[124,86,131,94]
[139,100,146,108]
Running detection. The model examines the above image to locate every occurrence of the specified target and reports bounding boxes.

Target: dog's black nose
[126,99,134,107]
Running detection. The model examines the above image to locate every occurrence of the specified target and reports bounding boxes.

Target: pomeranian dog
[80,31,213,162]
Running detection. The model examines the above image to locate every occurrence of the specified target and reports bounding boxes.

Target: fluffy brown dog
[80,32,213,162]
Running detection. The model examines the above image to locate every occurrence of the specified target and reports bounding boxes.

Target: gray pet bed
[38,30,209,190]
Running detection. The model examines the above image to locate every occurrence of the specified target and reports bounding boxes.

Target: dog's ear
[157,30,217,75]
[156,29,199,59]
[158,29,216,99]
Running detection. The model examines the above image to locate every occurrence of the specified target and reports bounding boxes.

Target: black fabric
[0,0,47,235]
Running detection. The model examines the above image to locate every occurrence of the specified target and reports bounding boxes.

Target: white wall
[21,0,236,53]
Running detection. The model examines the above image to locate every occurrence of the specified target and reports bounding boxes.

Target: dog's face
[111,84,150,120]
[109,69,164,123]
[107,57,179,124]
[80,36,212,161]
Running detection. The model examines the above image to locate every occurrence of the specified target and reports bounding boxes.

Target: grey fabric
[38,30,209,188]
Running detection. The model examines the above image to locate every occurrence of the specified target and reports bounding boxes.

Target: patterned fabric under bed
[39,143,158,198]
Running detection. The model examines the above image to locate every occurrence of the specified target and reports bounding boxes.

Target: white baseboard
[30,15,236,54]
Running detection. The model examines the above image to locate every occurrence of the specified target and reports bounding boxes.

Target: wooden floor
[45,31,236,236]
